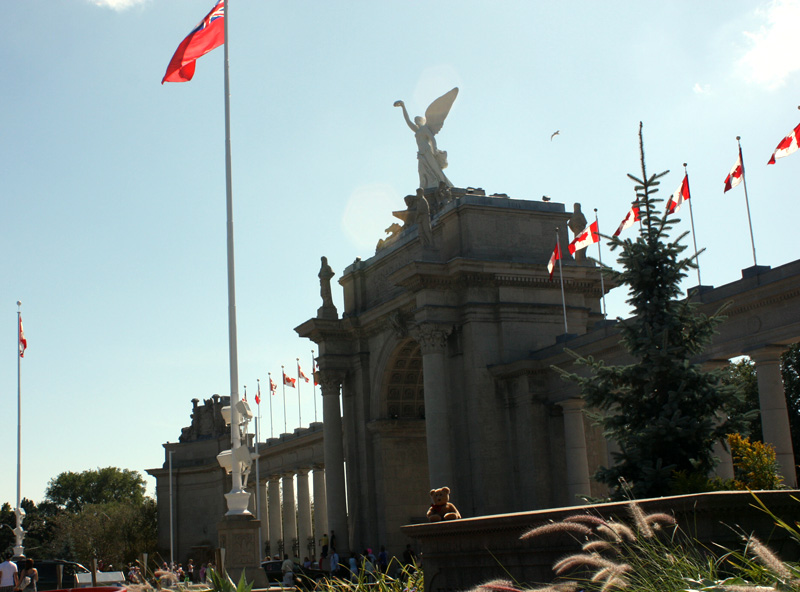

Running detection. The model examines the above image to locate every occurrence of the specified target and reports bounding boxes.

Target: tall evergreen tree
[562,123,747,499]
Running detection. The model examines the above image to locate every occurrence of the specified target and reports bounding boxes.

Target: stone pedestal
[217,514,266,588]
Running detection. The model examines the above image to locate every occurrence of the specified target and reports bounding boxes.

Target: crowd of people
[132,558,214,587]
[273,530,419,586]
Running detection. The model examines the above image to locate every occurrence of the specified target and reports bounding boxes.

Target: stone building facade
[150,188,799,566]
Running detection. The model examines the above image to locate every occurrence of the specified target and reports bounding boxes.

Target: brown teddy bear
[426,486,461,522]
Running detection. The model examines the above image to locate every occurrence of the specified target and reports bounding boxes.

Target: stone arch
[381,338,425,419]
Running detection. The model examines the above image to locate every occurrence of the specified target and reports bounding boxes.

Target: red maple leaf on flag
[768,122,800,165]
[568,221,600,255]
[724,148,743,193]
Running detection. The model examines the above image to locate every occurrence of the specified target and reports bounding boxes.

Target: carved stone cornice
[410,323,453,354]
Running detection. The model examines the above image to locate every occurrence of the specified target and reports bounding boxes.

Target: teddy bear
[426,486,461,522]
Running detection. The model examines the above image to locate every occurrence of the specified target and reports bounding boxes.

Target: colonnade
[255,465,329,560]
[559,344,798,504]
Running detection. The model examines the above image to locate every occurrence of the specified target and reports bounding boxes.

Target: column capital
[410,323,453,354]
[557,397,585,413]
[746,344,787,364]
[318,370,345,396]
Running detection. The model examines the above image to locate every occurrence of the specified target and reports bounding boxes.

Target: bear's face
[430,487,451,505]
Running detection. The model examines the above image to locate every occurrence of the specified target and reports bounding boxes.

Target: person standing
[320,533,329,558]
[14,559,37,592]
[0,556,17,592]
[280,555,294,587]
[329,549,339,579]
[378,546,389,573]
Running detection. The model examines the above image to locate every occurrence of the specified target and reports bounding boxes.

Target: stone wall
[402,490,800,591]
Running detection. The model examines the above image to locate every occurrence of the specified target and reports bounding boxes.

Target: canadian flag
[19,316,27,358]
[666,174,690,214]
[613,205,640,237]
[283,371,296,388]
[547,242,562,281]
[768,122,800,165]
[269,377,277,395]
[255,383,261,405]
[298,363,310,383]
[313,362,319,386]
[568,221,600,255]
[724,148,743,193]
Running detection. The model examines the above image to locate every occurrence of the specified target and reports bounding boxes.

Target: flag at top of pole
[18,315,27,359]
[723,147,744,193]
[162,0,225,84]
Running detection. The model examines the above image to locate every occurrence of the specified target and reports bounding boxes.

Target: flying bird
[550,130,560,141]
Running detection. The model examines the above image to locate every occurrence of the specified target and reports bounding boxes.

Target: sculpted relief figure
[394,88,458,190]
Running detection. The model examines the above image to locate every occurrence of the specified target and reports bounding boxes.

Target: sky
[2,0,800,507]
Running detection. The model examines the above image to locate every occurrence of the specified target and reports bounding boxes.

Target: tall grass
[467,496,800,592]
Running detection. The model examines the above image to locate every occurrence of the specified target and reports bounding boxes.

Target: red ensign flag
[162,1,225,84]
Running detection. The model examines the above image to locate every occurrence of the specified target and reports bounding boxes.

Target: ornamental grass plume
[469,578,580,592]
[521,522,593,540]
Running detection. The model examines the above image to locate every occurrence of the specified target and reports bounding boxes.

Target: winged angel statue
[394,87,458,190]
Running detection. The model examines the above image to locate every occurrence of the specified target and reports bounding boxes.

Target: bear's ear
[430,489,437,496]
[441,487,450,495]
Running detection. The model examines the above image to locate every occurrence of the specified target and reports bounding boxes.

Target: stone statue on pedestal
[394,88,458,190]
[568,203,588,262]
[317,256,338,319]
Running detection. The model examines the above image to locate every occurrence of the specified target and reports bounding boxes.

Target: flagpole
[254,379,263,558]
[593,210,607,319]
[556,228,568,335]
[219,0,249,516]
[15,301,25,558]
[311,350,317,423]
[683,163,703,286]
[736,137,758,268]
[268,372,274,440]
[281,366,287,435]
[296,358,302,428]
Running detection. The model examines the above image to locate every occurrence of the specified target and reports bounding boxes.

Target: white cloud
[693,83,711,95]
[88,0,148,10]
[737,0,800,90]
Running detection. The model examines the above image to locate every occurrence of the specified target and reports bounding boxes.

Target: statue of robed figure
[394,87,458,190]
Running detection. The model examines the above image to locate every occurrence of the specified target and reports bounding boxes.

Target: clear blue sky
[2,0,799,506]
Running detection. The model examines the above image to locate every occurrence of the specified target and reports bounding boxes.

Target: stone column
[282,473,298,557]
[559,398,592,504]
[320,372,349,554]
[703,359,735,480]
[412,323,454,489]
[750,346,797,487]
[312,466,327,551]
[258,480,269,559]
[296,469,313,561]
[268,476,282,559]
